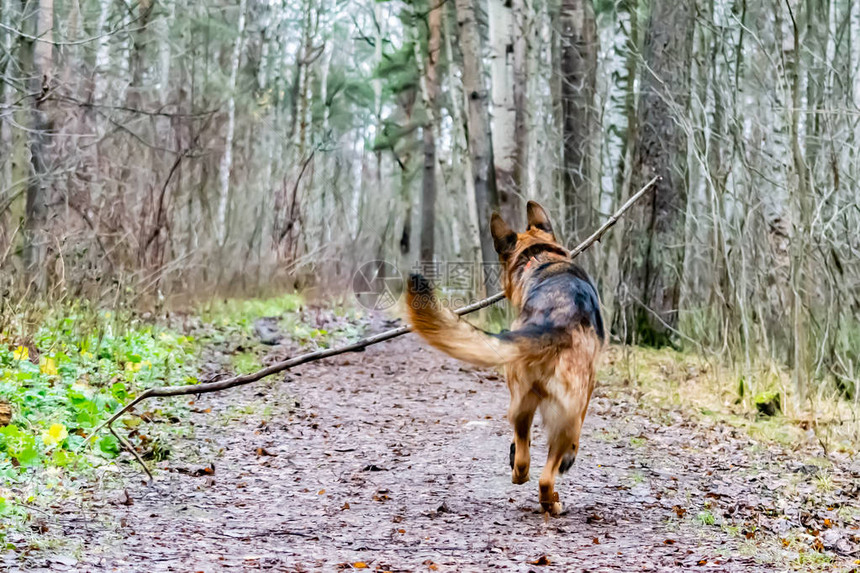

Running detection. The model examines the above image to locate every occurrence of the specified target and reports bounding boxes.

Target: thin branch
[0,18,143,47]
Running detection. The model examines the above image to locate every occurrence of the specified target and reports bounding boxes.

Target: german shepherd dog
[406,201,605,515]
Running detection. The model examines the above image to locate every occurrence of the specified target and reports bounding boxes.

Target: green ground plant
[0,294,317,541]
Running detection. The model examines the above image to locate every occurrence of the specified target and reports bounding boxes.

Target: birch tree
[455,0,499,288]
[489,0,521,224]
[216,0,248,246]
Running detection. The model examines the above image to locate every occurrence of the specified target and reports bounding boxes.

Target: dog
[406,201,605,515]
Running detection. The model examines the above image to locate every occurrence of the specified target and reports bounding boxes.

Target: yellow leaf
[12,346,28,361]
[353,563,368,569]
[40,357,58,376]
[42,423,68,447]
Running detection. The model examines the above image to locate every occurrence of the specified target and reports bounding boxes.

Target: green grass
[198,293,303,334]
[231,351,261,375]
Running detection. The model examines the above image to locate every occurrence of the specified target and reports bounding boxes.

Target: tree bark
[489,0,522,225]
[617,0,695,346]
[511,0,529,210]
[560,0,597,243]
[126,0,155,109]
[443,0,481,264]
[419,2,442,262]
[455,0,500,290]
[216,0,247,246]
[23,0,54,291]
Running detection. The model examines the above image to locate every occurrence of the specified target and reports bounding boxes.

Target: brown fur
[406,201,604,516]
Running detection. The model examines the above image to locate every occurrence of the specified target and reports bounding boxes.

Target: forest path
[20,322,844,571]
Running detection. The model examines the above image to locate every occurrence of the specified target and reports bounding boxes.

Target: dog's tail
[405,274,533,368]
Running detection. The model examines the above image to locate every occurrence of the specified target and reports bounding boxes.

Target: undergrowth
[600,345,860,455]
[0,293,318,543]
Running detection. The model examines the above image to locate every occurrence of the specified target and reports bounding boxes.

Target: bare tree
[418,1,442,262]
[455,0,499,289]
[22,0,53,291]
[489,0,522,224]
[216,0,248,246]
[617,0,694,346]
[559,0,597,243]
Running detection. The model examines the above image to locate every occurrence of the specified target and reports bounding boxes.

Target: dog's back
[507,260,605,343]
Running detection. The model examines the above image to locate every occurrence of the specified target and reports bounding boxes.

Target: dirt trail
[14,322,857,572]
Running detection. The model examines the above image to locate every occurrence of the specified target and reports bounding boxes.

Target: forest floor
[5,311,860,572]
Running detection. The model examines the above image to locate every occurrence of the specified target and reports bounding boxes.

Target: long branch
[86,176,659,461]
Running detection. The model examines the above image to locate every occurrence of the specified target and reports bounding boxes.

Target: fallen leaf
[352,562,368,569]
[530,555,551,565]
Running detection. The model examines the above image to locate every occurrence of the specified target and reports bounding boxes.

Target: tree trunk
[511,0,529,209]
[443,0,481,265]
[455,0,499,290]
[126,0,155,109]
[617,0,695,346]
[853,0,860,108]
[23,0,54,291]
[93,0,112,102]
[0,0,15,205]
[489,0,522,224]
[419,2,442,262]
[560,0,597,244]
[216,0,247,246]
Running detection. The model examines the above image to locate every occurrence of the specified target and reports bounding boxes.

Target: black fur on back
[507,261,605,343]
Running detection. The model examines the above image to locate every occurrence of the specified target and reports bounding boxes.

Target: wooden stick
[86,176,659,477]
[569,175,659,258]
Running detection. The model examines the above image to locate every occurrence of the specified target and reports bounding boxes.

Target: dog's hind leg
[538,413,582,516]
[507,383,539,485]
[559,384,593,474]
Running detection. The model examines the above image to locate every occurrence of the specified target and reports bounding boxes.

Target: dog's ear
[526,201,554,236]
[490,212,517,255]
